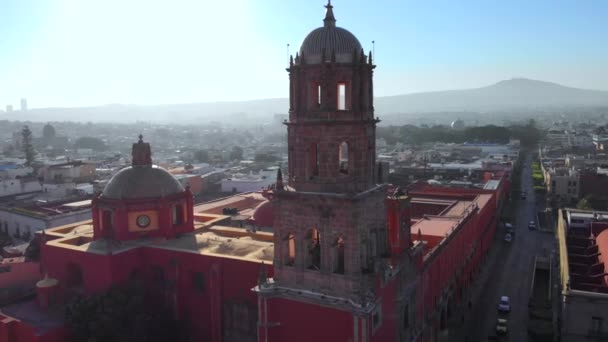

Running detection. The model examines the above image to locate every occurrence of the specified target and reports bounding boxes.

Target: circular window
[136,215,151,228]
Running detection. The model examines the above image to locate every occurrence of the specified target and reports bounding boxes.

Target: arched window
[337,82,349,110]
[317,84,322,107]
[284,233,295,266]
[309,143,319,178]
[333,236,345,274]
[339,142,349,175]
[102,210,113,230]
[66,263,83,288]
[306,229,321,271]
[173,204,184,225]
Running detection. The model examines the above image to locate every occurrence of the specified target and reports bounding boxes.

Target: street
[460,152,556,341]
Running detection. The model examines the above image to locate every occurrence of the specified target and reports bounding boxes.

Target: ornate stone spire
[323,0,336,28]
[258,262,268,287]
[276,167,284,190]
[132,134,152,167]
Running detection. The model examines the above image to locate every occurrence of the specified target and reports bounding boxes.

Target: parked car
[504,233,513,243]
[528,221,536,230]
[496,318,508,335]
[497,296,510,312]
[521,192,527,200]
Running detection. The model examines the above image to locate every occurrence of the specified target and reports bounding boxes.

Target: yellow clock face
[136,215,151,228]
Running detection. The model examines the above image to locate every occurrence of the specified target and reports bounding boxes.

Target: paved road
[464,153,556,341]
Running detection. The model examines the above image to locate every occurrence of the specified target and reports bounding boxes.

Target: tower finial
[276,167,284,190]
[323,0,336,27]
[132,134,152,167]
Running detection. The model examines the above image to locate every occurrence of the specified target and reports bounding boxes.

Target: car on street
[528,221,536,230]
[505,223,515,236]
[521,192,527,200]
[504,233,512,243]
[496,318,508,335]
[497,296,510,312]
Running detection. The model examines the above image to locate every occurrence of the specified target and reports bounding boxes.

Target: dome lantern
[298,1,363,65]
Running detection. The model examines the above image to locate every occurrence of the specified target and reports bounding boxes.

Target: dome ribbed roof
[102,165,184,200]
[101,135,184,200]
[299,1,362,64]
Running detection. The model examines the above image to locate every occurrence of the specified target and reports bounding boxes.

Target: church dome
[42,123,56,140]
[102,165,184,200]
[101,135,184,200]
[299,1,363,64]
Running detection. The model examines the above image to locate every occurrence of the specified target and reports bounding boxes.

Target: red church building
[0,2,505,342]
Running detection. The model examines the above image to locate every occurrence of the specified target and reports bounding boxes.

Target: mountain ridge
[2,78,608,123]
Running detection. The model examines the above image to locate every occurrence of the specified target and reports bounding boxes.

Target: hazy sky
[1,0,607,108]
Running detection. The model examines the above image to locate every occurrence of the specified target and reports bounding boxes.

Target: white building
[545,167,579,202]
[0,199,92,240]
[220,167,278,193]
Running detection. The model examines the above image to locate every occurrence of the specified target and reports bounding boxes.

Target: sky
[1,0,607,109]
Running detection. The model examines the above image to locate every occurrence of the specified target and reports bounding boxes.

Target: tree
[577,197,591,210]
[21,125,36,166]
[66,285,184,342]
[230,146,244,161]
[74,137,108,151]
[193,150,209,163]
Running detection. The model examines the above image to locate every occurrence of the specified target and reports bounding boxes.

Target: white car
[496,318,508,335]
[528,221,536,230]
[497,296,510,312]
[504,233,513,243]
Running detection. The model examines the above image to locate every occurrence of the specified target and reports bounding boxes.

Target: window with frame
[339,142,349,175]
[372,304,383,333]
[402,304,409,329]
[591,317,603,335]
[192,272,205,293]
[173,204,184,225]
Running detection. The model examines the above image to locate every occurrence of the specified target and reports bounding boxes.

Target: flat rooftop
[194,192,266,215]
[42,211,274,263]
[411,193,492,253]
[1,199,92,219]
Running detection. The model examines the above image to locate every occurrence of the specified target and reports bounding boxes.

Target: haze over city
[2,1,608,342]
[2,0,608,109]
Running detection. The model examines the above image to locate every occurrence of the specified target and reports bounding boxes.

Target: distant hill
[376,78,608,114]
[1,78,607,124]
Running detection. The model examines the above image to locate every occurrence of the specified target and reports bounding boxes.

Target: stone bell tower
[264,0,388,308]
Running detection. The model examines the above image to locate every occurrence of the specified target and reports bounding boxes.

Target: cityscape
[1,1,608,342]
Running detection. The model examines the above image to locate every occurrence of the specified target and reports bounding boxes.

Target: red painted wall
[265,297,355,342]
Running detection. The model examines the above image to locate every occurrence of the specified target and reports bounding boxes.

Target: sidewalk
[450,228,505,341]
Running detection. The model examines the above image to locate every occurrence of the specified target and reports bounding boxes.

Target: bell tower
[261,0,389,320]
[286,1,377,194]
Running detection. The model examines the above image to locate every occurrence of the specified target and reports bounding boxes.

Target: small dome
[299,2,363,64]
[102,165,184,200]
[252,201,273,228]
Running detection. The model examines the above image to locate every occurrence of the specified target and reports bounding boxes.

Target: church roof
[102,165,184,200]
[101,135,184,200]
[299,1,363,64]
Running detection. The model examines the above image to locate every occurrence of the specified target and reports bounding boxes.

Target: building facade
[557,209,608,341]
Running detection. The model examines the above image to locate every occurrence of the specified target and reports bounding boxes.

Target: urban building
[0,199,92,239]
[557,209,608,341]
[20,99,27,112]
[220,167,278,193]
[543,166,579,203]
